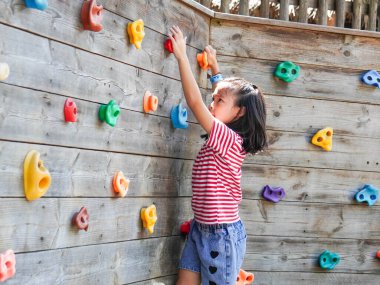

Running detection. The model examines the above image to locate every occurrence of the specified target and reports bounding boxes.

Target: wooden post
[298,0,308,23]
[352,0,362,30]
[260,0,270,18]
[335,0,345,27]
[368,0,378,31]
[200,0,211,8]
[318,0,327,25]
[220,0,229,13]
[280,0,289,21]
[239,0,249,16]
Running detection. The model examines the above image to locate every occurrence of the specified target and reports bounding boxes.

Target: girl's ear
[237,106,246,119]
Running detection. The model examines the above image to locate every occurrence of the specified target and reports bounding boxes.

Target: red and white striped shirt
[192,119,246,224]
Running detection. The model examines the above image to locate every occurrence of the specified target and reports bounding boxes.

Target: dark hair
[204,77,268,154]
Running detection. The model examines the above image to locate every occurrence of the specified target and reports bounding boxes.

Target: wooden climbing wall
[1,0,380,284]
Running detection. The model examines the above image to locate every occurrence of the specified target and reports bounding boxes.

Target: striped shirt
[192,119,246,224]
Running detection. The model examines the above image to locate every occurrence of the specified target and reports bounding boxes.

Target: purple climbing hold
[262,185,286,203]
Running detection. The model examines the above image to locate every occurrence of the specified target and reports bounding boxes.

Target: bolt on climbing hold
[0,63,10,81]
[236,269,254,285]
[361,70,380,89]
[355,184,379,206]
[141,204,157,234]
[0,250,16,282]
[319,250,340,270]
[25,0,48,10]
[197,51,209,70]
[143,91,158,113]
[81,0,103,32]
[262,185,286,203]
[113,171,130,197]
[180,219,192,235]
[164,38,174,53]
[24,150,51,201]
[274,61,300,83]
[311,127,333,151]
[99,100,120,127]
[72,207,89,231]
[127,19,145,49]
[64,98,77,122]
[171,103,188,129]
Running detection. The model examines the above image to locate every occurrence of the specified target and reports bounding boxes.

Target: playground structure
[0,0,380,284]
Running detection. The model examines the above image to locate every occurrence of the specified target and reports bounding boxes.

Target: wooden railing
[195,0,379,31]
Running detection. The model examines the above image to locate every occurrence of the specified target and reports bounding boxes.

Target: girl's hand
[168,26,187,61]
[204,45,220,75]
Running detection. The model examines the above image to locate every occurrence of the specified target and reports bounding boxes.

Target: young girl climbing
[168,25,267,285]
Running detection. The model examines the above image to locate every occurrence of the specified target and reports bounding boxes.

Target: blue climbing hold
[355,184,379,206]
[319,250,340,270]
[25,0,48,11]
[361,70,380,88]
[171,103,188,129]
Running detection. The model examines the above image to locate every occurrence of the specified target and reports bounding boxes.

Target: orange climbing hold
[197,51,209,70]
[141,204,157,234]
[311,127,333,151]
[143,91,158,113]
[235,269,254,285]
[127,19,145,49]
[113,171,130,197]
[24,150,51,201]
[81,0,104,32]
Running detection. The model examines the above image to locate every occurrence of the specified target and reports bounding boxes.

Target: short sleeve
[206,119,241,158]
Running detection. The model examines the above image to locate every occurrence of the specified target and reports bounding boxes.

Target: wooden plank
[239,0,249,16]
[2,84,380,172]
[0,2,207,88]
[252,271,379,284]
[260,0,270,19]
[0,84,203,160]
[368,0,378,31]
[216,54,380,105]
[213,12,380,39]
[244,236,380,273]
[298,0,309,23]
[318,0,328,26]
[336,0,346,28]
[0,23,206,122]
[211,19,380,70]
[3,236,182,285]
[102,0,211,48]
[0,141,184,198]
[0,198,192,252]
[280,0,290,21]
[240,199,380,239]
[180,0,215,17]
[353,0,363,30]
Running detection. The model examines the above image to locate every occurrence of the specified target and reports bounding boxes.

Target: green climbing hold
[99,100,120,127]
[274,61,300,83]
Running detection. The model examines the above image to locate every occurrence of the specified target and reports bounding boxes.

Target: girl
[169,26,267,285]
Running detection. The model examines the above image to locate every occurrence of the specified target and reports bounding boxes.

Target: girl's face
[208,82,243,124]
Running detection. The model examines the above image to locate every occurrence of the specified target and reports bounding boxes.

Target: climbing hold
[113,171,130,197]
[143,91,158,113]
[262,185,286,203]
[72,207,89,231]
[197,51,209,70]
[355,184,379,206]
[236,269,254,285]
[164,38,173,53]
[180,219,192,235]
[24,0,48,10]
[361,70,380,89]
[81,0,103,32]
[64,98,77,122]
[0,63,10,81]
[141,204,157,234]
[311,127,333,151]
[171,103,188,129]
[319,250,340,270]
[98,100,120,127]
[274,61,300,83]
[127,19,145,49]
[377,250,380,259]
[0,250,16,282]
[24,150,51,201]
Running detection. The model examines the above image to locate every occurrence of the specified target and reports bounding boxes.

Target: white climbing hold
[0,63,10,81]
